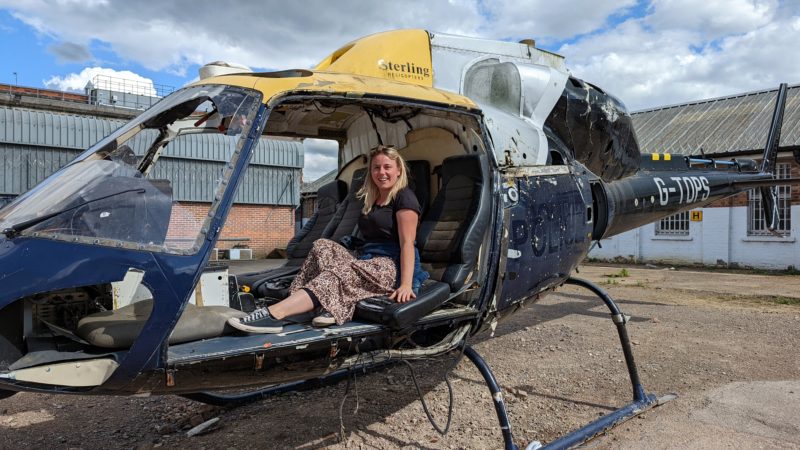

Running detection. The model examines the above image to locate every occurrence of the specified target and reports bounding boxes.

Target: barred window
[656,211,690,235]
[748,163,791,236]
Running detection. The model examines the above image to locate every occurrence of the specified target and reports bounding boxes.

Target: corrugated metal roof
[301,169,337,194]
[0,105,303,205]
[0,106,303,167]
[632,84,800,155]
[0,144,299,206]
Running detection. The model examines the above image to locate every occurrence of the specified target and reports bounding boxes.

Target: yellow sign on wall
[691,210,703,221]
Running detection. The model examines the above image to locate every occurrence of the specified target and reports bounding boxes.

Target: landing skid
[180,361,394,407]
[182,277,665,448]
[466,277,662,449]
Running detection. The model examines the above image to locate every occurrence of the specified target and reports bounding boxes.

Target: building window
[656,211,690,235]
[748,163,791,236]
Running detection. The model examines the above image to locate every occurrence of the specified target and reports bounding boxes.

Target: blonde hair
[357,145,409,215]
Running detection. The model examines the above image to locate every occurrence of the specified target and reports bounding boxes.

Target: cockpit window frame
[0,85,265,256]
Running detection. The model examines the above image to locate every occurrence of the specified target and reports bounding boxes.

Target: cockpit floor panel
[167,306,478,365]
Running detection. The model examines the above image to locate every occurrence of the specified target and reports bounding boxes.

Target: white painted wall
[590,205,799,270]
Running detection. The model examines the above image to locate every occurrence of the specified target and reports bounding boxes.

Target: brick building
[591,84,800,270]
[0,82,302,258]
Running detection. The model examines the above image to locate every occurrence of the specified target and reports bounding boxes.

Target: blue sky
[0,0,798,179]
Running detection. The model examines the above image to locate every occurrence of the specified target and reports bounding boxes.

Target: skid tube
[464,277,662,450]
[181,361,395,407]
[539,277,660,449]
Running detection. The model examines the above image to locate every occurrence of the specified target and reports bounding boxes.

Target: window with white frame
[656,211,690,236]
[748,163,792,236]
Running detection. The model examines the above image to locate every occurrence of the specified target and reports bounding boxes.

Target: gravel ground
[1,264,798,449]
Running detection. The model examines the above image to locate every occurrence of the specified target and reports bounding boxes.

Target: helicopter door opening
[234,97,495,331]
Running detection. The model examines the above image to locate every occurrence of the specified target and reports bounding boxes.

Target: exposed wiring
[365,109,384,146]
[400,338,468,435]
[312,100,338,115]
[338,340,364,442]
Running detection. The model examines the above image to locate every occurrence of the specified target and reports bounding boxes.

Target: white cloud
[647,0,777,37]
[559,1,800,110]
[482,0,637,41]
[4,0,800,114]
[44,66,157,95]
[303,138,338,181]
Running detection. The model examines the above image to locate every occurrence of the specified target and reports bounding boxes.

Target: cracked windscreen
[0,85,262,254]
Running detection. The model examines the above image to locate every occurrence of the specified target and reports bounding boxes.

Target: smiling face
[370,153,401,194]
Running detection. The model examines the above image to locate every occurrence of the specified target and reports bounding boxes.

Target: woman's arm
[389,209,418,303]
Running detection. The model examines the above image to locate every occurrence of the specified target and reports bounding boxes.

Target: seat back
[406,160,431,215]
[323,168,367,243]
[286,179,347,263]
[417,153,490,291]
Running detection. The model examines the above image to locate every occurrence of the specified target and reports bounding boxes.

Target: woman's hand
[389,284,416,303]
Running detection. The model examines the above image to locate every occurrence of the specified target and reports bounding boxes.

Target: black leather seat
[323,168,367,243]
[354,279,450,329]
[356,153,490,329]
[286,179,348,265]
[417,154,490,291]
[406,160,430,216]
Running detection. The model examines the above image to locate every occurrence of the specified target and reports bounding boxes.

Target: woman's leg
[289,239,354,292]
[268,288,314,319]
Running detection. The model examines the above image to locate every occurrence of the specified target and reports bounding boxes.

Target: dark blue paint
[499,171,593,310]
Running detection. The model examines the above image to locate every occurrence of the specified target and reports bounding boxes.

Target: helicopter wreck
[0,29,791,449]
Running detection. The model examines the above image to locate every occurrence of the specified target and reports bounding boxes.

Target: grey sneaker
[227,307,287,333]
[312,311,336,327]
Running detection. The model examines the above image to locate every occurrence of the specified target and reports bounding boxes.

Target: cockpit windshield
[0,85,263,254]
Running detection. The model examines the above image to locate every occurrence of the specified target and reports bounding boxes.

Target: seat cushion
[77,299,246,349]
[354,279,450,329]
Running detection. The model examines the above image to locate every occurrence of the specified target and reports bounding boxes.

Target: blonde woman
[229,145,428,333]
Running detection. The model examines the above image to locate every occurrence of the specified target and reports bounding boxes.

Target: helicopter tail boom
[592,82,795,239]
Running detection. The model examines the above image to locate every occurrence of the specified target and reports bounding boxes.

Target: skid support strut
[463,345,519,450]
[537,277,659,449]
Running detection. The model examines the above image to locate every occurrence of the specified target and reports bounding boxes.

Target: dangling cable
[401,338,468,435]
[338,374,352,442]
[338,342,364,442]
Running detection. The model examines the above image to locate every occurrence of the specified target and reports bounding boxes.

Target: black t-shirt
[358,187,421,243]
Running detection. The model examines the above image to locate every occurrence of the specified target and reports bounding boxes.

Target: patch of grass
[584,260,800,276]
[604,268,630,278]
[774,297,800,305]
[713,294,800,307]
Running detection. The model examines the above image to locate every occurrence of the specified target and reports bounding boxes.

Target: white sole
[312,318,335,327]
[227,317,284,334]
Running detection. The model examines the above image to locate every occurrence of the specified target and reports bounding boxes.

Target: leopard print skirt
[288,238,397,325]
